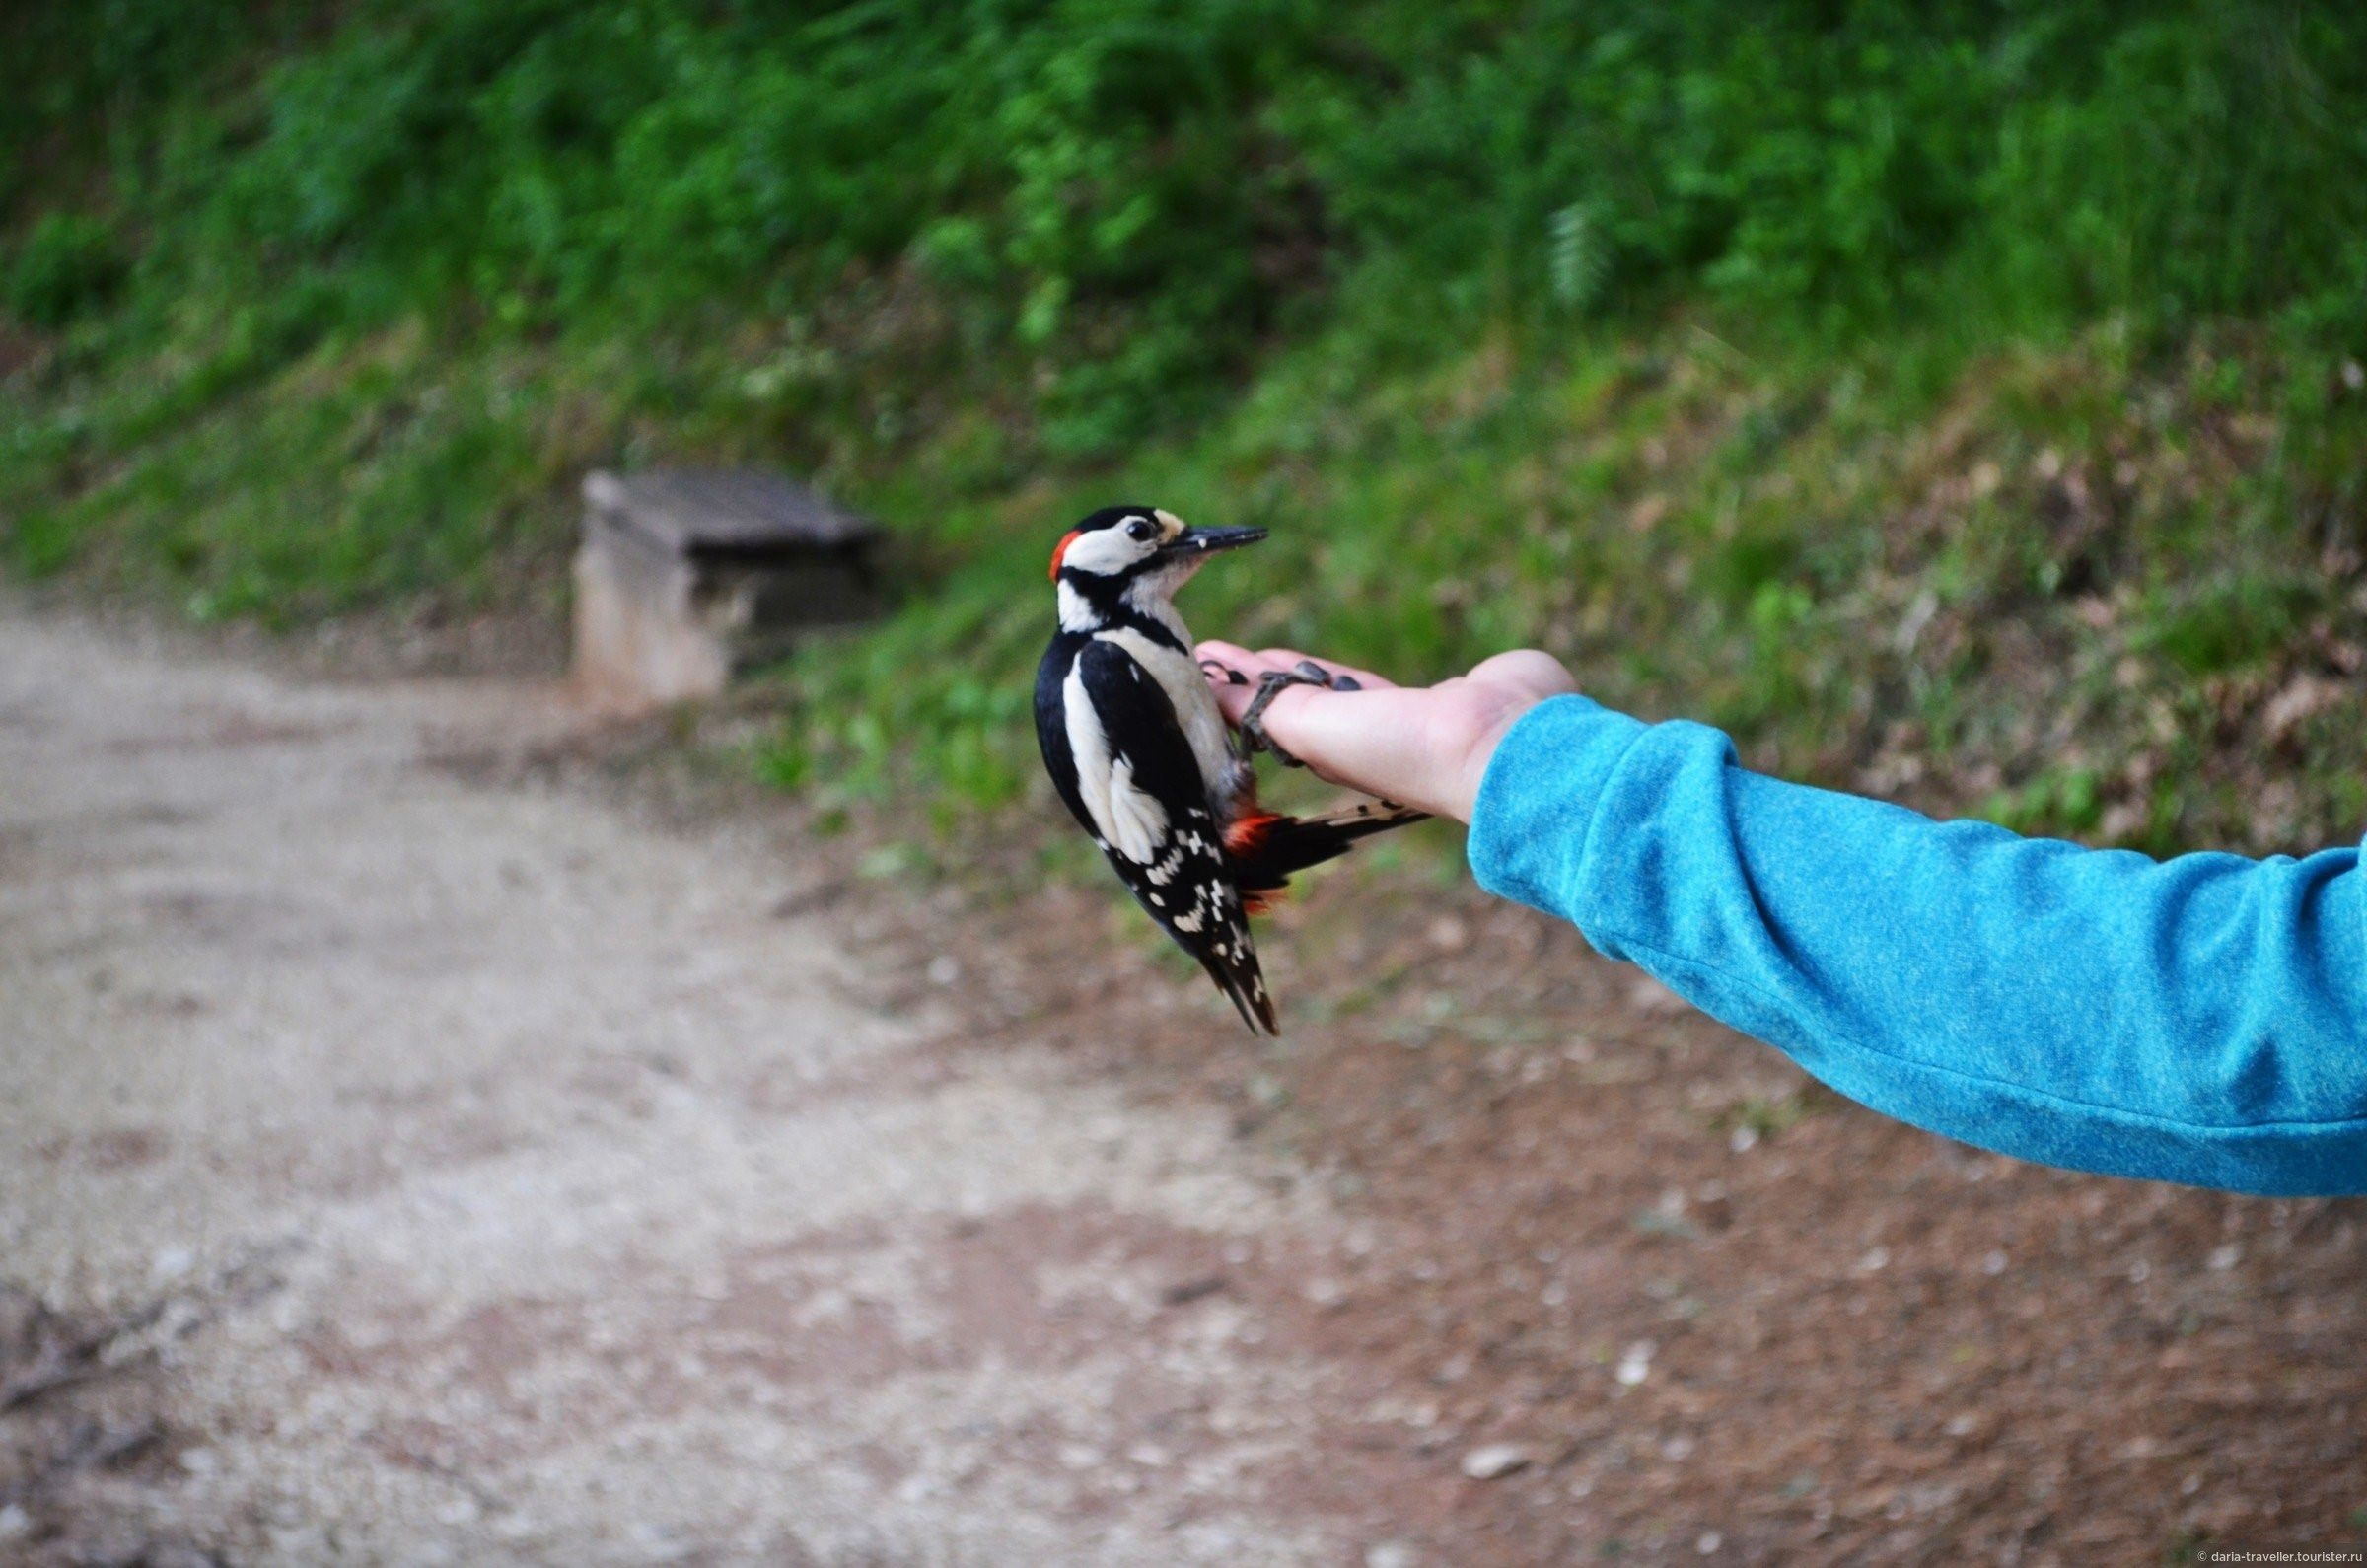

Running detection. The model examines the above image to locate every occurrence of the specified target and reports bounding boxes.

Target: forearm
[1468,696,2367,1196]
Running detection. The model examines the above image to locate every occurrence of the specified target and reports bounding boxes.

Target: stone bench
[572,468,882,709]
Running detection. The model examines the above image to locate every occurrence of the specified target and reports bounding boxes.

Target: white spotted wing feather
[1037,637,1274,1033]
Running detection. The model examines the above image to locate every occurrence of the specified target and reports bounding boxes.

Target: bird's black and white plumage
[1034,505,1423,1033]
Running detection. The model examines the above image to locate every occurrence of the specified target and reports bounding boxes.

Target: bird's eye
[1126,519,1155,542]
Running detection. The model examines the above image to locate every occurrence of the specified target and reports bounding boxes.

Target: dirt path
[10,607,2367,1566]
[0,609,1407,1565]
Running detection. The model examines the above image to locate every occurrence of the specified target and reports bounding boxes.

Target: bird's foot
[1240,660,1360,768]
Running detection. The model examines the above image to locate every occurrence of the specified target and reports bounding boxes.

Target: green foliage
[2147,574,2312,677]
[14,1,2367,433]
[5,214,127,326]
[7,0,2367,855]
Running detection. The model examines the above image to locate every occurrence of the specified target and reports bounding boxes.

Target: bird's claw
[1198,657,1250,687]
[1239,661,1359,768]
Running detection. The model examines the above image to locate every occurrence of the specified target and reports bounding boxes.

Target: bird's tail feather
[1203,953,1279,1035]
[1225,799,1428,915]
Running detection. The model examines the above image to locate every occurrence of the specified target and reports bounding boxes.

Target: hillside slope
[5,0,2367,853]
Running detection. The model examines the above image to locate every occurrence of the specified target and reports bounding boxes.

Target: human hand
[1195,642,1578,822]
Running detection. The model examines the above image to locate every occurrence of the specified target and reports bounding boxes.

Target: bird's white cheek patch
[1060,527,1154,577]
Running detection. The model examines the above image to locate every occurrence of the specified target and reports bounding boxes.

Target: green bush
[15,2,2367,421]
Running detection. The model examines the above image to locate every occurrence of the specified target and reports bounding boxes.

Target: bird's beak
[1160,525,1268,562]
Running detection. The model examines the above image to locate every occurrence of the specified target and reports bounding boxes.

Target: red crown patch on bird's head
[1047,530,1082,582]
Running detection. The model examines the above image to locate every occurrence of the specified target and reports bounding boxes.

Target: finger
[1193,640,1279,678]
[1232,681,1439,801]
[1196,643,1299,717]
[1194,642,1398,694]
[1194,641,1264,684]
[1195,643,1261,706]
[1196,655,1251,688]
[1197,647,1327,724]
[1211,670,1319,728]
[1206,662,1391,731]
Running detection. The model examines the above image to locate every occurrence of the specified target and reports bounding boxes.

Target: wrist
[1447,697,1548,822]
[1464,693,1652,913]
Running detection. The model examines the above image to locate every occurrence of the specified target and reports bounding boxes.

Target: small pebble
[1615,1341,1655,1386]
[2207,1244,2240,1271]
[1696,1532,1724,1555]
[1628,976,1686,1015]
[926,956,961,986]
[1460,1443,1533,1480]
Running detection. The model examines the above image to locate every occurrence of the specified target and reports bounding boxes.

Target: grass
[6,1,2367,866]
[764,312,2367,862]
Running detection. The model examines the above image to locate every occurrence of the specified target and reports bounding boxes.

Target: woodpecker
[1034,505,1425,1034]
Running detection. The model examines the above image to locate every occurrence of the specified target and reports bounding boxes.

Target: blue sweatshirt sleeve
[1466,694,2367,1196]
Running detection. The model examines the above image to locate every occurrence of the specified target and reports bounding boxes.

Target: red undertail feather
[1223,811,1290,913]
[1224,800,1427,917]
[1222,810,1284,858]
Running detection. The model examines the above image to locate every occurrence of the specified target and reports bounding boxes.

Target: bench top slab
[584,468,879,560]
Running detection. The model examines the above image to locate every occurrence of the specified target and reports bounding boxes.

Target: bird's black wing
[1036,634,1095,832]
[1040,637,1274,1034]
